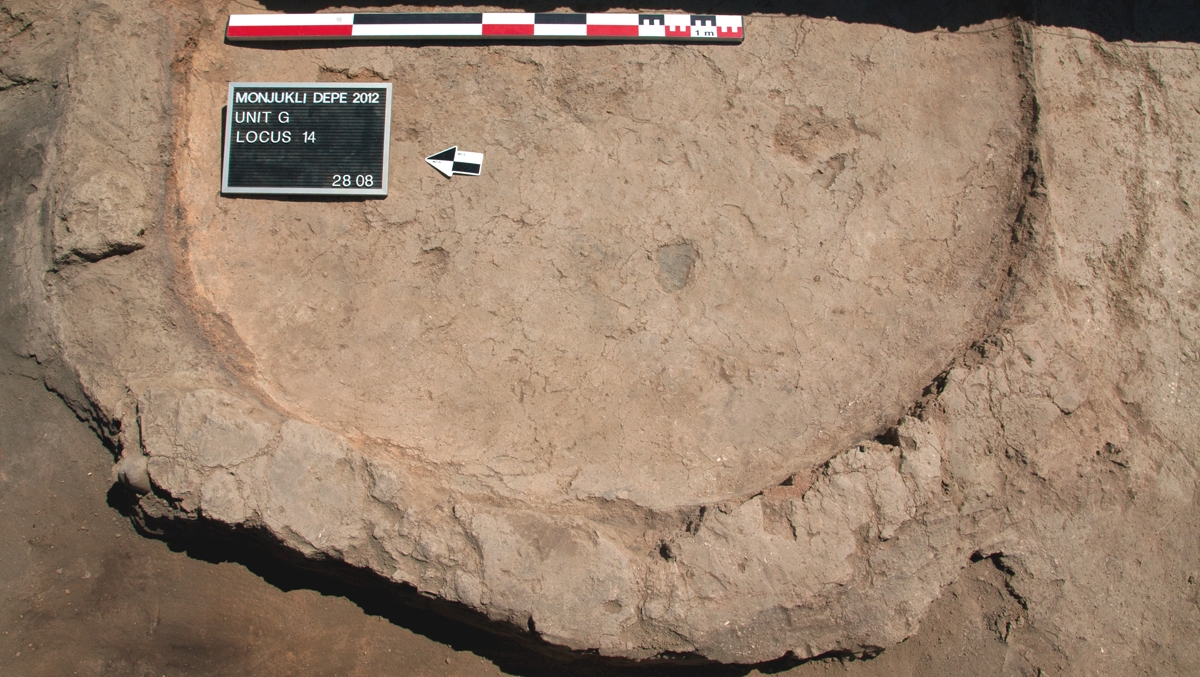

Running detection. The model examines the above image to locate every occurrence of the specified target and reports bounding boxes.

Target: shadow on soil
[253,0,1200,44]
[109,486,852,677]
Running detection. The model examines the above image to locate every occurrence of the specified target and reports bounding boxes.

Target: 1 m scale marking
[221,82,392,196]
[226,13,744,42]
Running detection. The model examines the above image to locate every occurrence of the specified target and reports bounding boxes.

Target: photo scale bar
[226,13,743,42]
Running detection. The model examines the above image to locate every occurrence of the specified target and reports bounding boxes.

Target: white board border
[221,81,392,197]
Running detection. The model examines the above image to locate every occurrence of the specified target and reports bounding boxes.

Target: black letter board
[222,82,392,196]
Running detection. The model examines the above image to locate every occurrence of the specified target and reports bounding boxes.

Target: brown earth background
[3,0,1200,675]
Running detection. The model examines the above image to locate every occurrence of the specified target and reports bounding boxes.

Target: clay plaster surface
[6,0,1200,669]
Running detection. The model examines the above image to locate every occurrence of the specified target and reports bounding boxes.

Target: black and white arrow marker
[426,146,483,178]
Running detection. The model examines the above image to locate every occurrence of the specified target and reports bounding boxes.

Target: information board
[222,82,392,196]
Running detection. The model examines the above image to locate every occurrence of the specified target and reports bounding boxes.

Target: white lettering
[235,130,290,144]
[233,91,308,104]
[234,110,277,124]
[312,91,351,104]
[278,111,289,124]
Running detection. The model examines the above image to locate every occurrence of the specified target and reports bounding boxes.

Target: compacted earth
[2,0,1200,674]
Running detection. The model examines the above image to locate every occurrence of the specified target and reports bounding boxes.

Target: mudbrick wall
[3,0,1199,672]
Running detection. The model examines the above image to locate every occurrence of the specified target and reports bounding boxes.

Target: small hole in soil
[659,542,675,561]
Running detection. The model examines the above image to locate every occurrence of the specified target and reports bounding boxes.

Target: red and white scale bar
[226,12,743,42]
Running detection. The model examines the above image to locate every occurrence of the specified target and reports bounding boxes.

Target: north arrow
[426,146,483,178]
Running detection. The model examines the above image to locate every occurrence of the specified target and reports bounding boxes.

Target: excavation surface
[179,18,1023,508]
[15,0,1200,666]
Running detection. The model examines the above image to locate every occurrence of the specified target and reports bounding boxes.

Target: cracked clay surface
[5,0,1199,670]
[177,15,1026,509]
